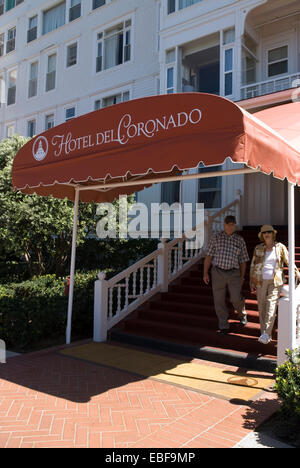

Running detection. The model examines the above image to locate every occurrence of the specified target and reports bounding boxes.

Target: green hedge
[0,272,97,351]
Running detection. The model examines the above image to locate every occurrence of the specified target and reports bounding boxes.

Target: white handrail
[93,192,242,342]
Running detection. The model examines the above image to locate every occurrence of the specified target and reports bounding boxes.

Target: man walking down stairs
[203,215,249,336]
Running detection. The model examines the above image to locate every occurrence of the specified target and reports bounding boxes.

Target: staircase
[109,228,300,367]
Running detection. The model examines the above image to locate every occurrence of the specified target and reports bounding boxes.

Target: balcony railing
[241,73,300,100]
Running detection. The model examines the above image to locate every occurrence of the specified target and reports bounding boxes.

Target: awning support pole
[66,187,80,345]
[288,182,296,350]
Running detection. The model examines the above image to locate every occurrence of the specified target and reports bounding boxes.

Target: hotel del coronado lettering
[33,108,203,161]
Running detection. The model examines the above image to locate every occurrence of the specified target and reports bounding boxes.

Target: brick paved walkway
[0,342,280,448]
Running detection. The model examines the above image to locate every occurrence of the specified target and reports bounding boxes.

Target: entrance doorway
[199,62,220,94]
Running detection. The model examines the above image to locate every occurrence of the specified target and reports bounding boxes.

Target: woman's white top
[262,247,277,280]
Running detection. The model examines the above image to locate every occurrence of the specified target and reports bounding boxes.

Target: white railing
[93,192,242,342]
[241,73,300,100]
[277,284,300,365]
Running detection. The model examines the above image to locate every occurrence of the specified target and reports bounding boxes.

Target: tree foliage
[0,135,97,277]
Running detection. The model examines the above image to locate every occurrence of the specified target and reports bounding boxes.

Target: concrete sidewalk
[0,341,283,448]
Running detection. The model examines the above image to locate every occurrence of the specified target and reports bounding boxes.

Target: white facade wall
[0,0,160,137]
[0,0,299,227]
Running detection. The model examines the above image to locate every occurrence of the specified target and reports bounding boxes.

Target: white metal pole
[66,187,80,345]
[288,182,296,350]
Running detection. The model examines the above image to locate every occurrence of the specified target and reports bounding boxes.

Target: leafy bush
[275,348,300,418]
[0,272,98,351]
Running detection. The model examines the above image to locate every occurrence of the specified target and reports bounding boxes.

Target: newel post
[93,272,108,342]
[157,239,169,293]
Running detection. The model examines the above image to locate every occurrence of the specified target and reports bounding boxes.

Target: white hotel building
[0,0,299,227]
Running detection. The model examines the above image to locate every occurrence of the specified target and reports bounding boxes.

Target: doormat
[60,342,274,401]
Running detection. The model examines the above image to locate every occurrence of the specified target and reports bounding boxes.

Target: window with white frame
[168,0,202,13]
[6,123,15,137]
[166,49,175,94]
[198,164,222,209]
[268,45,288,77]
[0,75,4,106]
[6,0,23,12]
[46,53,56,91]
[0,33,4,56]
[28,61,38,98]
[65,106,75,121]
[69,0,81,22]
[96,19,132,72]
[45,113,54,130]
[27,119,36,138]
[43,2,66,35]
[94,91,130,110]
[27,15,37,43]
[67,42,77,67]
[93,0,105,10]
[6,26,16,53]
[223,28,235,97]
[7,69,17,105]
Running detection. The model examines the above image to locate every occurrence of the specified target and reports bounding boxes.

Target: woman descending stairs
[110,228,300,364]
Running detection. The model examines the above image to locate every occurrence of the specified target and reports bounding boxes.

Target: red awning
[12,93,300,202]
[254,101,300,152]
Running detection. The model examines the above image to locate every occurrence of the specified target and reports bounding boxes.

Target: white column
[93,272,108,342]
[288,182,296,350]
[66,187,80,345]
[157,238,169,292]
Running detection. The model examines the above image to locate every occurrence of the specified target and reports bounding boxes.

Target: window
[0,0,4,15]
[43,2,66,35]
[27,15,37,43]
[69,0,81,22]
[7,69,17,105]
[94,99,101,111]
[6,124,15,137]
[6,27,16,53]
[6,0,23,11]
[166,68,174,94]
[161,181,180,204]
[45,114,54,130]
[67,42,77,67]
[96,19,131,72]
[93,0,105,10]
[168,0,202,13]
[224,48,233,96]
[27,119,36,138]
[46,53,56,91]
[0,33,4,56]
[28,61,38,98]
[102,91,129,108]
[94,91,129,110]
[268,45,288,77]
[167,0,175,14]
[65,107,75,121]
[198,164,222,209]
[166,49,175,94]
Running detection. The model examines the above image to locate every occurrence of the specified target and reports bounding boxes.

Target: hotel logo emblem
[33,136,48,162]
